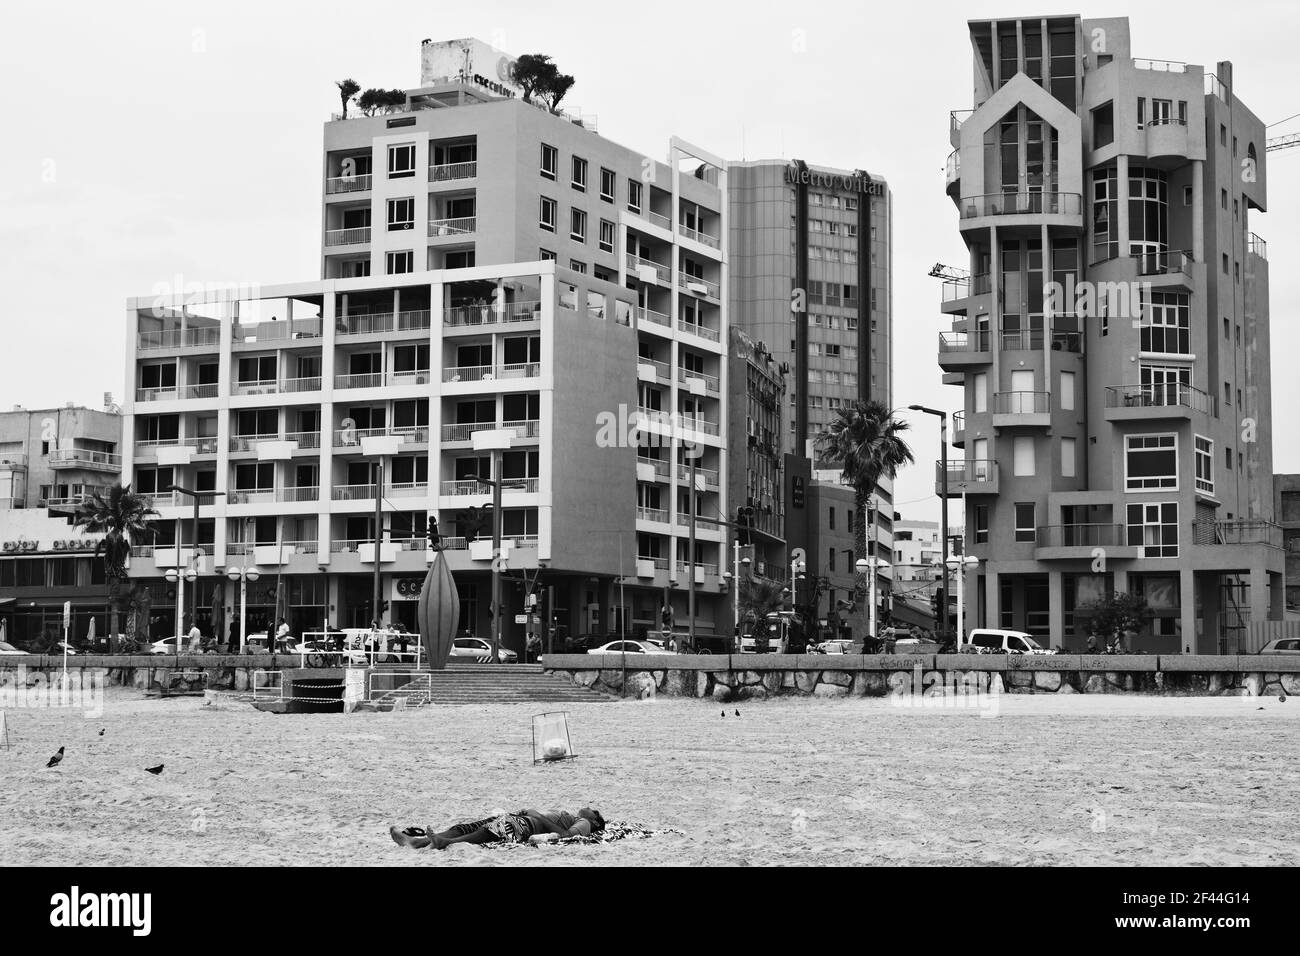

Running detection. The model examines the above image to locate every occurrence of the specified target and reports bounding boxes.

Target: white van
[962,629,1057,656]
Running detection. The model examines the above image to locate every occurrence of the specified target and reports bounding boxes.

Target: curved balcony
[937,329,991,371]
[958,191,1082,235]
[936,459,997,498]
[945,150,960,199]
[1104,383,1215,421]
[993,391,1051,429]
[1145,117,1191,162]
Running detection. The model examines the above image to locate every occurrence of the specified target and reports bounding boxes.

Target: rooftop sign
[785,165,884,196]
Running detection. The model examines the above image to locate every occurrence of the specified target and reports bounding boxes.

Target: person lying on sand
[391,808,605,849]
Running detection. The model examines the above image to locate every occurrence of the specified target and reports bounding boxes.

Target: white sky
[1,0,1296,526]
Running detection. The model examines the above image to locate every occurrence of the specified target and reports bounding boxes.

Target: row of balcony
[636,457,721,488]
[134,421,541,457]
[324,217,478,247]
[958,191,1081,220]
[938,327,1082,356]
[134,478,542,508]
[324,162,479,196]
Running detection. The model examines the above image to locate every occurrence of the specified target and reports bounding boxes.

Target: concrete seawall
[541,653,1300,701]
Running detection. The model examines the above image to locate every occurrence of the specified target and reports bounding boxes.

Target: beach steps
[370,665,611,708]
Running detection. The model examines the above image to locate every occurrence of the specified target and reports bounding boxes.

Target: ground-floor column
[1270,571,1284,620]
[1249,565,1269,635]
[1178,570,1196,655]
[1198,572,1221,655]
[984,571,999,631]
[1047,569,1065,649]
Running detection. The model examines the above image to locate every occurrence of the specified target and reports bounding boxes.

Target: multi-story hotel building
[728,159,894,624]
[120,39,733,648]
[940,14,1282,651]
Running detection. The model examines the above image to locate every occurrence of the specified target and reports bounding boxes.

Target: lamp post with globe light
[226,565,261,653]
[944,555,981,650]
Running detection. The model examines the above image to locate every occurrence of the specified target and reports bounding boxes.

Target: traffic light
[736,505,755,544]
[426,515,440,550]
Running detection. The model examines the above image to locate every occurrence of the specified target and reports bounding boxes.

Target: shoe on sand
[390,826,432,849]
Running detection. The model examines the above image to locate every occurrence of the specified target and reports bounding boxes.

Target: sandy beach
[2,689,1298,866]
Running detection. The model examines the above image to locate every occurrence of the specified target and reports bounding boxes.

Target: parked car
[814,640,854,655]
[0,641,27,655]
[450,636,517,664]
[1259,638,1300,654]
[52,641,78,655]
[587,640,675,655]
[962,629,1058,656]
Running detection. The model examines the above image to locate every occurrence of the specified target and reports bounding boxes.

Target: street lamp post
[945,555,981,649]
[907,406,949,643]
[167,486,225,646]
[855,555,890,646]
[225,565,262,652]
[472,461,525,665]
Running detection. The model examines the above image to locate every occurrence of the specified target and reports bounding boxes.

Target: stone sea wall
[0,654,286,695]
[544,653,1300,701]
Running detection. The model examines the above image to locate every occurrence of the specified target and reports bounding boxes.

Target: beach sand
[2,689,1297,866]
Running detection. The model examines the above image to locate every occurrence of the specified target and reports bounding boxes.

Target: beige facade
[942,15,1282,652]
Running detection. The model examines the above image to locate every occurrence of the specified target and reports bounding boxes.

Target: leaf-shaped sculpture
[417,550,459,669]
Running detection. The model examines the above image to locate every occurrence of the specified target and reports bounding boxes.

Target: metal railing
[626,254,671,283]
[645,210,672,231]
[335,309,433,334]
[325,173,373,194]
[233,379,279,396]
[49,449,122,469]
[674,561,718,577]
[281,486,319,502]
[498,362,540,379]
[679,224,721,249]
[1132,248,1193,276]
[278,376,320,393]
[1105,383,1216,415]
[1193,520,1283,548]
[1134,58,1186,73]
[325,226,372,246]
[941,272,989,302]
[389,369,432,387]
[945,149,960,186]
[938,459,997,484]
[677,513,720,531]
[1248,233,1268,261]
[443,300,540,326]
[231,318,322,343]
[284,431,320,449]
[637,506,669,523]
[950,110,972,138]
[332,484,378,501]
[441,422,496,442]
[678,273,720,299]
[636,306,671,327]
[677,319,719,342]
[938,330,991,353]
[1036,523,1125,548]
[428,217,476,237]
[388,482,431,497]
[334,372,385,389]
[1000,328,1044,351]
[1050,327,1082,352]
[952,410,965,434]
[637,456,670,479]
[994,391,1050,415]
[1145,115,1188,129]
[1205,73,1228,101]
[229,433,280,452]
[228,488,276,504]
[677,367,720,393]
[135,386,177,402]
[959,192,1081,219]
[428,161,477,182]
[676,463,720,487]
[137,328,220,351]
[638,357,671,379]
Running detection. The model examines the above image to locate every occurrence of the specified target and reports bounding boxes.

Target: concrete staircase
[371,665,611,708]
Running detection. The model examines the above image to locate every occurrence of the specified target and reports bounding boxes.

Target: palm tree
[74,485,159,653]
[335,78,360,118]
[816,399,915,573]
[738,574,787,626]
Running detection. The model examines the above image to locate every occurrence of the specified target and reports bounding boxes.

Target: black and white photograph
[0,0,1296,932]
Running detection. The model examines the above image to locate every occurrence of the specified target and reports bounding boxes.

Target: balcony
[388,482,432,497]
[135,386,178,402]
[1248,233,1268,261]
[1000,328,1043,351]
[0,454,27,470]
[637,456,671,482]
[636,306,671,329]
[677,367,720,395]
[676,463,720,488]
[945,149,960,197]
[281,376,323,394]
[1145,116,1190,160]
[325,173,372,194]
[993,391,1050,428]
[332,484,378,502]
[1049,327,1082,353]
[940,271,990,307]
[232,317,322,345]
[333,426,430,450]
[1035,523,1138,561]
[949,109,972,149]
[428,217,475,238]
[678,224,721,249]
[441,420,539,443]
[1103,383,1215,421]
[952,410,965,447]
[285,431,321,450]
[443,300,540,328]
[958,191,1082,230]
[1193,520,1283,549]
[442,363,540,383]
[233,378,280,397]
[325,226,372,247]
[227,488,277,505]
[439,478,536,497]
[280,486,319,503]
[336,310,432,336]
[626,254,671,284]
[678,273,720,300]
[334,372,386,390]
[677,319,720,343]
[1132,248,1193,278]
[936,459,998,498]
[637,506,669,524]
[937,329,991,371]
[637,357,672,383]
[428,161,477,183]
[49,449,122,471]
[136,328,220,352]
[229,433,280,453]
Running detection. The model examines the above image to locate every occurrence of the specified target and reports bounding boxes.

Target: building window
[1014,503,1036,543]
[571,156,588,191]
[1224,382,1231,406]
[1141,291,1190,354]
[569,259,587,274]
[1127,502,1178,558]
[1061,437,1076,477]
[1224,317,1230,339]
[1183,185,1193,206]
[1060,371,1075,411]
[1125,434,1177,490]
[1093,101,1114,146]
[599,219,615,253]
[1091,167,1118,261]
[570,208,587,242]
[540,144,557,180]
[1222,253,1229,275]
[974,505,989,544]
[828,548,836,573]
[599,168,615,203]
[387,143,415,179]
[1012,436,1035,477]
[539,248,556,261]
[1194,435,1214,495]
[628,179,643,213]
[539,196,557,232]
[385,250,413,275]
[1224,446,1232,470]
[828,507,835,531]
[1220,187,1228,210]
[386,197,414,231]
[1220,124,1227,147]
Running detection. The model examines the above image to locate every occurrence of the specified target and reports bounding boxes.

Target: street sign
[63,601,71,628]
[790,547,806,563]
[514,614,528,624]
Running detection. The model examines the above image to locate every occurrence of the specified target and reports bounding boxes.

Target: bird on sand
[98,729,105,736]
[145,764,164,775]
[46,747,65,768]
[720,710,725,717]
[734,709,740,717]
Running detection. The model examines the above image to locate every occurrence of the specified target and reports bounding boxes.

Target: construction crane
[927,263,969,281]
[1267,132,1299,153]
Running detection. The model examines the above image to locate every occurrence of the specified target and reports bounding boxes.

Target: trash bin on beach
[532,711,576,764]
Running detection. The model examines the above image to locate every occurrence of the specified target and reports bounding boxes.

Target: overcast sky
[1,0,1296,525]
